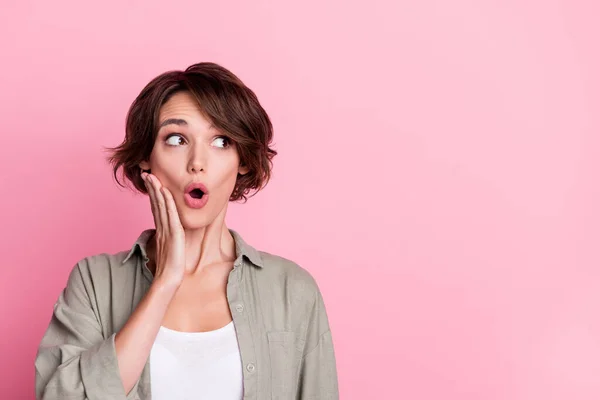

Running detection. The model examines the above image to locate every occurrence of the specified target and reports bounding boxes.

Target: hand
[141,172,186,288]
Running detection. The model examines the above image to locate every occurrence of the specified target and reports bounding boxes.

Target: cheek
[213,168,241,197]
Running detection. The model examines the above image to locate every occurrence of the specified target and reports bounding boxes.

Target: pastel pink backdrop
[1,0,599,399]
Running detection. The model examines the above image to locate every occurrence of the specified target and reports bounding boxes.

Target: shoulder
[73,249,131,274]
[64,249,137,294]
[253,251,332,340]
[259,251,317,283]
[255,250,322,302]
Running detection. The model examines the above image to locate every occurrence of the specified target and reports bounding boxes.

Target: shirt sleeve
[297,285,339,399]
[34,261,138,400]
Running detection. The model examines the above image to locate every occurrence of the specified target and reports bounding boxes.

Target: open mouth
[184,182,209,208]
[189,188,205,199]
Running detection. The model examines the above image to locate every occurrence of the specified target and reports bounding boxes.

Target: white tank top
[149,320,244,399]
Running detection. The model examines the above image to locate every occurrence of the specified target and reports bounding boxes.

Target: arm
[35,261,178,400]
[297,286,339,399]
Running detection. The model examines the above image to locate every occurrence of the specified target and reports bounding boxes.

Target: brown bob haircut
[104,62,277,203]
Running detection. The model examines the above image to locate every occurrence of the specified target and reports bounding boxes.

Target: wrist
[151,276,181,295]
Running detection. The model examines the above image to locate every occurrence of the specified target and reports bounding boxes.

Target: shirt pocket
[267,331,301,399]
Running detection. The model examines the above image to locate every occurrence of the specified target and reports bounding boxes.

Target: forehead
[158,91,211,127]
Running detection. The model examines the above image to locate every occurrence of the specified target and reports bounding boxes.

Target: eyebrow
[158,118,216,131]
[159,118,188,128]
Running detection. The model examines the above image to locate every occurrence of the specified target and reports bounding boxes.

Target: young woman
[35,62,338,400]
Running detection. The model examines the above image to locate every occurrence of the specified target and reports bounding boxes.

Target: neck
[146,215,237,277]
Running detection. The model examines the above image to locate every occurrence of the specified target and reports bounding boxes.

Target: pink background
[1,0,599,398]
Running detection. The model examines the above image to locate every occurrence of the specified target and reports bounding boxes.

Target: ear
[139,161,151,172]
[238,164,250,176]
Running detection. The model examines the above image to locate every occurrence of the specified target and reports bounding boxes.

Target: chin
[179,210,217,230]
[180,217,210,230]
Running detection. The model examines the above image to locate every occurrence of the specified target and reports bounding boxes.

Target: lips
[184,182,209,196]
[184,182,209,209]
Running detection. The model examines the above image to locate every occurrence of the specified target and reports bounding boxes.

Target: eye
[212,136,231,149]
[165,134,185,146]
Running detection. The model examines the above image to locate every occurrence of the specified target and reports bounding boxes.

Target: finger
[143,174,161,232]
[161,186,183,236]
[148,174,169,236]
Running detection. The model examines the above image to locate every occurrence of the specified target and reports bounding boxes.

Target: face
[139,91,249,229]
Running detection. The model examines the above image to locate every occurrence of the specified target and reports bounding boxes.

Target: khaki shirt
[35,229,338,399]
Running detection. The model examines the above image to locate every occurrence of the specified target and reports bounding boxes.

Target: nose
[188,145,206,173]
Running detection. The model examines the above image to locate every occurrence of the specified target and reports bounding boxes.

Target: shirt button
[235,303,244,313]
[246,363,256,373]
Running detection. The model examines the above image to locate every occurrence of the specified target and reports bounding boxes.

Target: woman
[35,62,338,400]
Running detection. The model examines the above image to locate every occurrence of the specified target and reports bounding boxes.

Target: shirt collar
[121,228,264,268]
